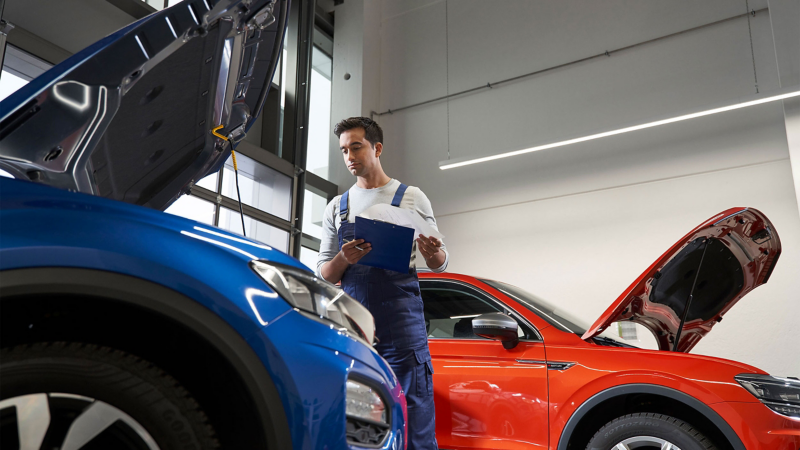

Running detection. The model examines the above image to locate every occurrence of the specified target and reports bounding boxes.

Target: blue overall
[338,184,438,450]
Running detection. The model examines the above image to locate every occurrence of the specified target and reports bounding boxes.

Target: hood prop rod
[672,238,710,351]
[212,125,247,237]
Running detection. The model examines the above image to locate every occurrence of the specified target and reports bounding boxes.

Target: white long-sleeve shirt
[316,179,449,278]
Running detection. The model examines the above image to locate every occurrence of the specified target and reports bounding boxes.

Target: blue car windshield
[480,279,590,335]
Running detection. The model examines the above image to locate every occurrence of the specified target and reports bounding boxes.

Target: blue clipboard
[354,216,415,273]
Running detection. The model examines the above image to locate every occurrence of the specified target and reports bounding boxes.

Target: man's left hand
[416,235,443,261]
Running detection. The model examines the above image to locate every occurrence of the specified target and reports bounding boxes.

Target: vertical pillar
[328,0,381,193]
[767,0,800,215]
[284,0,316,257]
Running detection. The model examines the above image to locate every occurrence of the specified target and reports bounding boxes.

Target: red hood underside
[582,207,781,352]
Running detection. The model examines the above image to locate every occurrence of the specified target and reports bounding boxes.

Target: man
[318,117,447,450]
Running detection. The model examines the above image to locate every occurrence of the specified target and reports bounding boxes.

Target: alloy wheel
[0,392,160,450]
[613,435,682,450]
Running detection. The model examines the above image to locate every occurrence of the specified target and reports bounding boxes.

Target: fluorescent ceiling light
[439,87,800,170]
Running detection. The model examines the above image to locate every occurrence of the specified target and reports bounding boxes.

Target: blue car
[0,1,406,449]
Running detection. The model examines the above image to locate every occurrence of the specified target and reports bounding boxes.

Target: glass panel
[218,207,290,252]
[164,195,215,225]
[222,152,292,221]
[420,281,538,340]
[4,45,52,81]
[302,189,327,240]
[196,171,219,191]
[277,47,287,153]
[420,282,535,339]
[0,70,28,102]
[280,48,287,107]
[420,283,503,339]
[307,47,332,180]
[299,246,319,272]
[271,48,282,87]
[480,279,590,335]
[145,0,166,10]
[311,46,332,79]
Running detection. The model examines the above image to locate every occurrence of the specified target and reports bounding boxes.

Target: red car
[418,207,799,450]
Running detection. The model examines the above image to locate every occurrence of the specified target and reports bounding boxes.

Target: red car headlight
[735,374,800,418]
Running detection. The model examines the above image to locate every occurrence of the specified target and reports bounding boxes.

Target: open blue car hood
[0,0,287,211]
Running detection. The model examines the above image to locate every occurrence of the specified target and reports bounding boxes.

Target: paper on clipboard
[358,204,444,240]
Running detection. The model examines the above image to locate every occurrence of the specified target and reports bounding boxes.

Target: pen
[344,239,364,251]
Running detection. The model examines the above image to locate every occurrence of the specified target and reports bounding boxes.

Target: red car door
[420,279,549,450]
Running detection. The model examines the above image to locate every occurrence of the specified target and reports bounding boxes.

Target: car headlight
[345,378,390,447]
[250,261,375,345]
[735,374,800,418]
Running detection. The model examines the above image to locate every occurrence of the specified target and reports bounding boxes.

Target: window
[165,195,215,225]
[222,153,292,221]
[145,0,167,9]
[1,45,53,102]
[306,45,332,180]
[166,151,293,253]
[299,246,319,271]
[420,280,538,340]
[481,279,590,335]
[218,207,290,251]
[302,189,327,240]
[0,70,27,102]
[195,171,218,191]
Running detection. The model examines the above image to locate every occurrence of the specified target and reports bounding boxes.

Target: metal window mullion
[300,233,321,252]
[289,171,301,254]
[305,171,337,201]
[219,196,293,233]
[190,186,294,233]
[234,140,295,178]
[282,0,315,257]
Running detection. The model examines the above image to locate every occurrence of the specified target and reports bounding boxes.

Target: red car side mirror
[472,312,520,349]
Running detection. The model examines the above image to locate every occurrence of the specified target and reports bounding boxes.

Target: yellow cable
[211,124,227,141]
[211,125,238,170]
[212,124,244,235]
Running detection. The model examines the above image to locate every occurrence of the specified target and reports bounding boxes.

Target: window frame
[419,278,543,342]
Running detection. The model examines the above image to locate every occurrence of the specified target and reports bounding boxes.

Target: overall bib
[338,184,438,450]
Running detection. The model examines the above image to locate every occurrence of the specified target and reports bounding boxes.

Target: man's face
[339,127,382,177]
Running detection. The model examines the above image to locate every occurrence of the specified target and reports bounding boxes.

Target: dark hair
[333,117,383,146]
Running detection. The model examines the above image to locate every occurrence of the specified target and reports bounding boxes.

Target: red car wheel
[586,413,717,450]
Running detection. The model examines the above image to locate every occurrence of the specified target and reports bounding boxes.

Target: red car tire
[586,412,717,450]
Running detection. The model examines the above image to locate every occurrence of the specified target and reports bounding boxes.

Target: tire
[586,413,717,450]
[0,342,219,450]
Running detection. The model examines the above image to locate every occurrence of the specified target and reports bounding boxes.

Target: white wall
[331,0,800,375]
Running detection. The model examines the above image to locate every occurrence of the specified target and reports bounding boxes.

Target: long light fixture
[439,87,800,170]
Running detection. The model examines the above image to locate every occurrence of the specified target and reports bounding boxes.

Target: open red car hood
[582,208,781,352]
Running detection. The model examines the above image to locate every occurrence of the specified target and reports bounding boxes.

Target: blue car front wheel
[0,342,220,450]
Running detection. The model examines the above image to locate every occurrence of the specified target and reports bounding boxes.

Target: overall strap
[391,183,409,207]
[339,189,350,222]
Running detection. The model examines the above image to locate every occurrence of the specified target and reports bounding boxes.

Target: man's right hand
[340,239,372,264]
[320,239,372,284]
